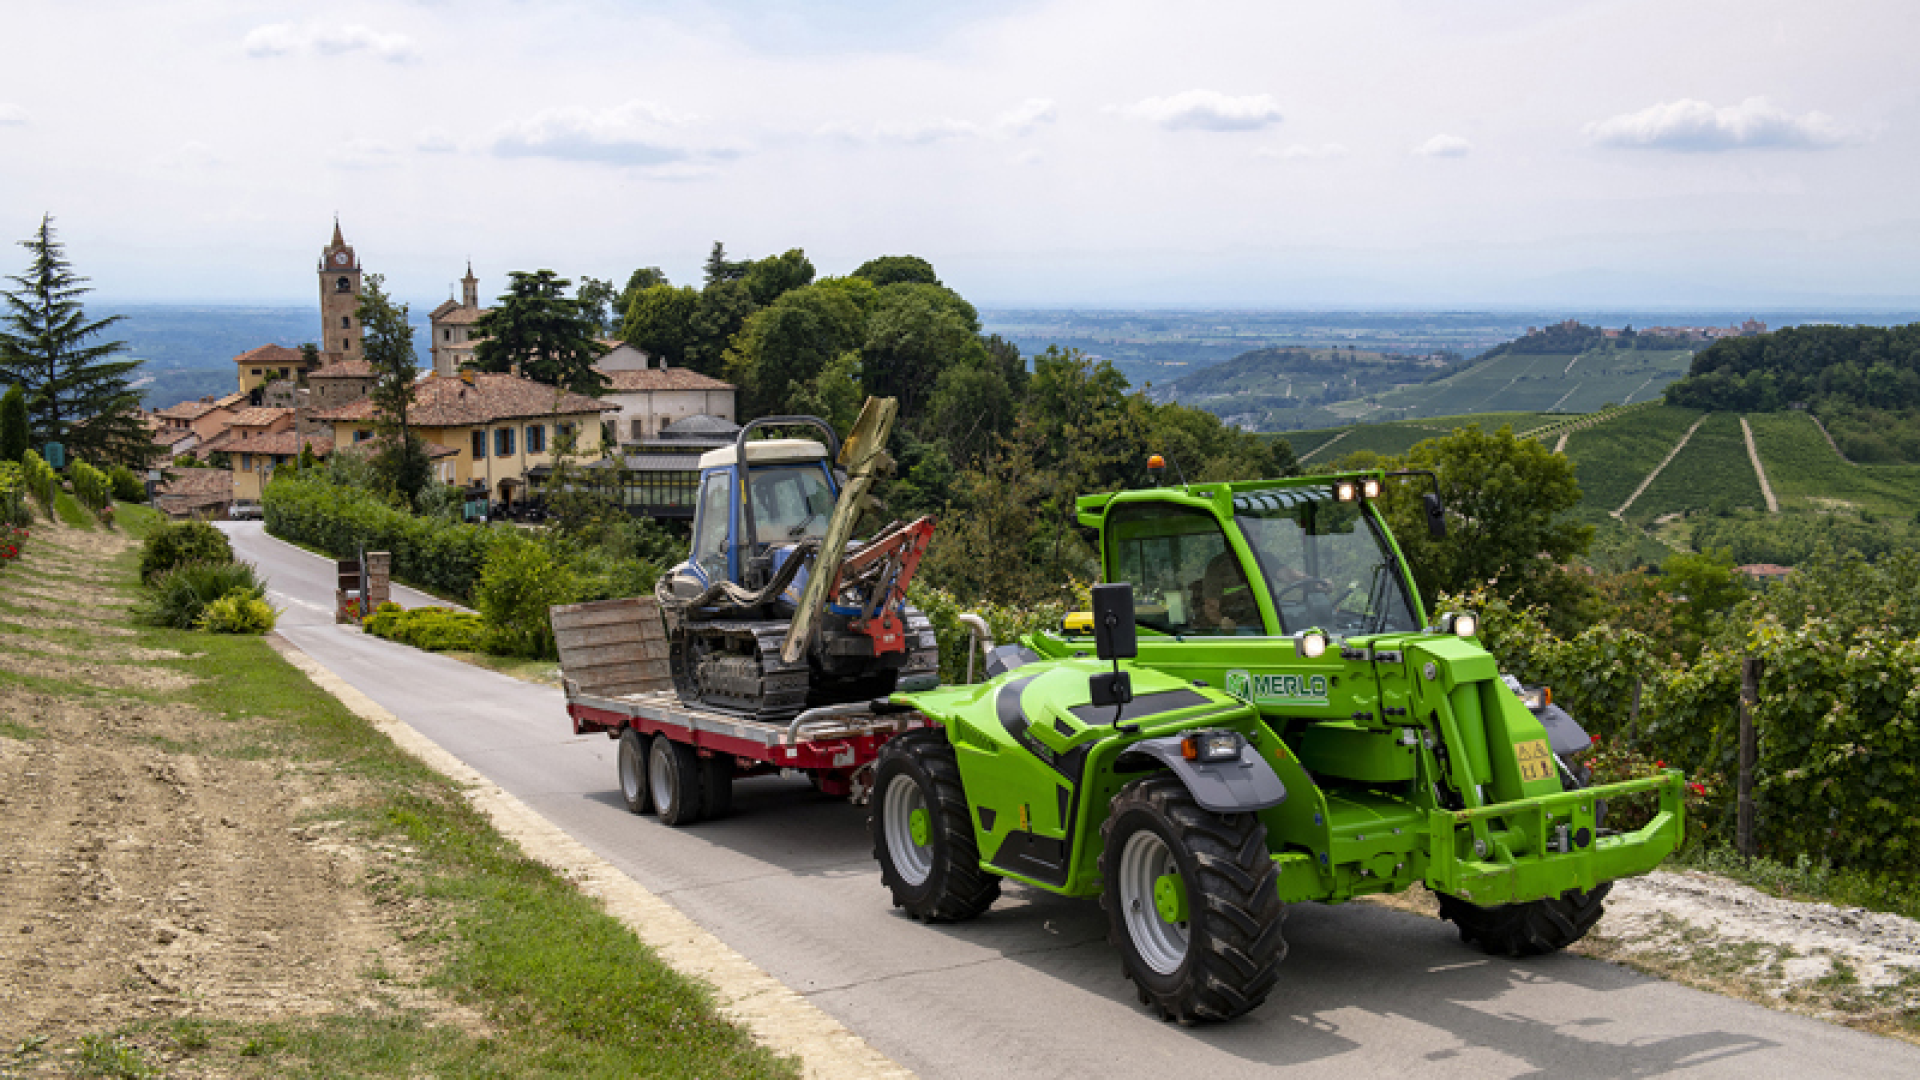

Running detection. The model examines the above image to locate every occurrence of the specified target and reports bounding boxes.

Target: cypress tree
[0,383,27,462]
[0,215,148,465]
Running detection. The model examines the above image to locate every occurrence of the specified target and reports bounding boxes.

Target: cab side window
[1105,504,1250,636]
[690,472,732,579]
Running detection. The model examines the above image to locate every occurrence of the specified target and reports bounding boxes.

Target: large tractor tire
[870,730,1000,922]
[1099,774,1286,1025]
[648,735,707,826]
[617,728,653,815]
[1436,883,1612,957]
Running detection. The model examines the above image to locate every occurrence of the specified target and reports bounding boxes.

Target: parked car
[228,500,263,521]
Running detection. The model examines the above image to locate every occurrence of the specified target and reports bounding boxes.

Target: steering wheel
[1272,576,1334,605]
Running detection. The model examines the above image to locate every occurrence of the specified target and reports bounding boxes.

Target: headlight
[1181,730,1243,763]
[1438,611,1478,638]
[1361,478,1382,499]
[1294,629,1328,659]
[1334,481,1357,502]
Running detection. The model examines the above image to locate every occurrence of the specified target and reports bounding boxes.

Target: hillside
[1158,346,1442,430]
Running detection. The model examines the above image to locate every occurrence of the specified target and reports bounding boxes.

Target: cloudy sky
[2,0,1916,309]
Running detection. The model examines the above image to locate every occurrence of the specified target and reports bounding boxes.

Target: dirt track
[0,518,459,1073]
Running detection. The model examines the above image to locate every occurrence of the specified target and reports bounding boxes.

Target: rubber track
[1100,774,1287,1024]
[871,730,1001,922]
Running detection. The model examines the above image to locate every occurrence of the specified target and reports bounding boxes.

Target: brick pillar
[365,552,391,612]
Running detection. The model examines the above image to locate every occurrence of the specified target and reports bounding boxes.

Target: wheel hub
[908,807,930,848]
[1153,872,1187,925]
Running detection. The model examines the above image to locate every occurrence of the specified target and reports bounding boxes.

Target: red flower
[1655,760,1666,768]
[1590,734,1601,744]
[1688,782,1706,795]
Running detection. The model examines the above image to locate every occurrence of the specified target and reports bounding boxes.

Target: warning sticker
[1515,739,1555,783]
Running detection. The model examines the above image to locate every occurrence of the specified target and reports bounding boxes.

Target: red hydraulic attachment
[835,516,936,655]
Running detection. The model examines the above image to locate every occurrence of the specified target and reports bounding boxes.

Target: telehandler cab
[870,466,1685,1023]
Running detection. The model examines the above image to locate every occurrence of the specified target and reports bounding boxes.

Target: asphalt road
[226,522,1920,1079]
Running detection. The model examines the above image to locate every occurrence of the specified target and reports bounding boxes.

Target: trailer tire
[1436,882,1612,957]
[870,729,1000,922]
[648,734,706,826]
[617,728,652,815]
[1100,774,1286,1025]
[700,755,734,819]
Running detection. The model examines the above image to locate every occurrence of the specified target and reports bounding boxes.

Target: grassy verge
[2,522,798,1079]
[1674,846,1920,922]
[52,491,92,529]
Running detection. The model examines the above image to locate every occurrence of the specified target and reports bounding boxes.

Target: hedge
[264,471,502,604]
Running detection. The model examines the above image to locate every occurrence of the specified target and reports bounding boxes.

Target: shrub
[70,460,111,511]
[20,449,55,508]
[365,603,488,652]
[196,589,278,634]
[140,520,234,583]
[135,561,265,629]
[265,471,500,604]
[109,464,145,503]
[0,462,27,527]
[909,580,1092,684]
[476,534,578,659]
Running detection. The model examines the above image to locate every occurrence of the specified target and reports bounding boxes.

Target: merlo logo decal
[1224,669,1329,706]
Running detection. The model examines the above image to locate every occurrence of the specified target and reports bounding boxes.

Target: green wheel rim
[1153,872,1187,925]
[908,807,931,848]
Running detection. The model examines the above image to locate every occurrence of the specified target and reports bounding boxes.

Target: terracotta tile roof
[233,432,333,458]
[156,468,232,500]
[225,407,294,429]
[155,399,224,421]
[339,436,460,461]
[596,365,736,392]
[233,344,309,368]
[436,306,489,326]
[212,391,249,409]
[1736,563,1796,578]
[310,372,615,428]
[311,358,373,379]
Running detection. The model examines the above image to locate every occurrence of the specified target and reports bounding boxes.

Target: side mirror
[1091,583,1137,660]
[1423,492,1447,540]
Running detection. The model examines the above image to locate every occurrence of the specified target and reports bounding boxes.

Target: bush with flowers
[0,524,27,568]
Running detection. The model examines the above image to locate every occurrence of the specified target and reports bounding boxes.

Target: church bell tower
[318,219,364,362]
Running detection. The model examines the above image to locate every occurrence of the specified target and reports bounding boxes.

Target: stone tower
[317,219,364,363]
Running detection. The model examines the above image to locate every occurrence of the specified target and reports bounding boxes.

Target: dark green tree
[702,242,747,286]
[575,275,619,335]
[619,284,700,367]
[684,279,756,377]
[861,283,980,419]
[0,382,27,462]
[469,269,609,396]
[722,284,865,417]
[358,274,431,502]
[852,255,940,288]
[0,215,147,464]
[742,248,815,306]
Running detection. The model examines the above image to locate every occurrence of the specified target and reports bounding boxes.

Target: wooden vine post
[1736,656,1762,861]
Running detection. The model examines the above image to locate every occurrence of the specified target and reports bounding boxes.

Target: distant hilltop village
[144,221,737,521]
[1527,317,1768,344]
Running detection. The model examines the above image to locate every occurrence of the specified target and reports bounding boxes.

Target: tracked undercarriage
[666,610,940,723]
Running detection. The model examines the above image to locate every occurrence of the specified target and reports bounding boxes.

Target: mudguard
[1534,703,1590,758]
[1117,736,1287,813]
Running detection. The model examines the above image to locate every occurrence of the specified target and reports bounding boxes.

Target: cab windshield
[1232,488,1420,637]
[744,463,835,547]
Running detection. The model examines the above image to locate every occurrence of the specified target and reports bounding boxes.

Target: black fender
[1115,736,1287,814]
[1534,703,1591,758]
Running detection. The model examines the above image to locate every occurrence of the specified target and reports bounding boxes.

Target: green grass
[1340,345,1695,421]
[1677,846,1920,923]
[1285,411,1551,462]
[53,491,93,529]
[1561,405,1705,513]
[1626,412,1766,524]
[14,526,801,1079]
[1747,411,1920,516]
[0,719,44,739]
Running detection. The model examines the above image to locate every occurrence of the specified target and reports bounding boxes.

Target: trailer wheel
[617,728,652,815]
[700,755,734,819]
[869,729,1000,922]
[648,735,706,826]
[1436,882,1612,957]
[1099,774,1286,1025]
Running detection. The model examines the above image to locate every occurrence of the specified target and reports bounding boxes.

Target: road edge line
[265,632,915,1080]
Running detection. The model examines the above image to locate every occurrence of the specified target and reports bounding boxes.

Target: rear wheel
[869,730,1000,922]
[1436,883,1612,957]
[617,728,652,814]
[648,735,706,826]
[1099,774,1286,1024]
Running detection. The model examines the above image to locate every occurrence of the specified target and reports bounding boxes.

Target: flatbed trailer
[555,596,934,825]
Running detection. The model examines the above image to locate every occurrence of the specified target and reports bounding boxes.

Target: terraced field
[1560,406,1706,513]
[1351,346,1696,420]
[1747,412,1920,516]
[1623,412,1766,525]
[1283,412,1549,462]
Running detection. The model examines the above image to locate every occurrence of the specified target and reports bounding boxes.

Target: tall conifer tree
[358,274,431,502]
[0,383,27,462]
[0,215,147,464]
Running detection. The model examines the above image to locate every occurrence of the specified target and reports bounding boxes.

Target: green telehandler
[869,466,1685,1023]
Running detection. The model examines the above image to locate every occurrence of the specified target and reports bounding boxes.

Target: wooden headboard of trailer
[549,596,674,699]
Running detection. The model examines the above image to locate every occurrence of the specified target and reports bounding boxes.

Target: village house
[309,370,616,507]
[153,392,248,449]
[593,342,737,446]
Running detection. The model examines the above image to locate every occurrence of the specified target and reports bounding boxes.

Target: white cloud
[415,128,458,154]
[1117,90,1283,132]
[329,139,401,169]
[0,103,27,127]
[243,22,419,63]
[487,101,732,167]
[1260,143,1349,160]
[820,98,1056,146]
[1414,134,1472,157]
[1586,96,1852,151]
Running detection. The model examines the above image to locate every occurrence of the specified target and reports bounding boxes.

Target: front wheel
[869,730,1000,922]
[1436,883,1612,957]
[1099,774,1286,1024]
